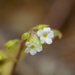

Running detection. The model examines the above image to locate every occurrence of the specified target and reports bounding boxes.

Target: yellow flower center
[43,33,48,38]
[30,44,35,49]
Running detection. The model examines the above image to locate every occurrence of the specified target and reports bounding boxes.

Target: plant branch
[11,40,25,75]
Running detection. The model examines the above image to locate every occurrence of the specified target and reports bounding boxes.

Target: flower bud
[22,32,30,40]
[37,24,47,30]
[5,39,19,49]
[0,51,7,60]
[52,29,62,39]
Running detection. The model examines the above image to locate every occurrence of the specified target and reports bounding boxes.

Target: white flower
[25,41,42,55]
[37,27,54,44]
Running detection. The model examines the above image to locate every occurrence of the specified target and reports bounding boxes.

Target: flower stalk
[11,40,25,75]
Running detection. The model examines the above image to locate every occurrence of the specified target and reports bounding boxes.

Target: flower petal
[25,48,30,53]
[30,50,37,55]
[25,42,32,46]
[48,31,54,38]
[43,28,51,33]
[40,37,45,44]
[46,38,52,44]
[33,42,39,45]
[37,30,43,36]
[36,46,42,52]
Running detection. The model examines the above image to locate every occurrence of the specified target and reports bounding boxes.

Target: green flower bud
[52,29,62,39]
[5,40,16,49]
[29,38,34,42]
[0,51,6,60]
[22,32,30,40]
[5,40,15,49]
[37,24,47,30]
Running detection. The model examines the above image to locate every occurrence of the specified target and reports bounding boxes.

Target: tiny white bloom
[25,41,42,55]
[37,27,54,44]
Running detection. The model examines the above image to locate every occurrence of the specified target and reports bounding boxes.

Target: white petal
[25,48,30,53]
[40,37,45,44]
[25,42,32,46]
[48,31,54,38]
[36,46,42,52]
[33,42,39,45]
[30,50,37,55]
[37,30,43,36]
[46,38,52,44]
[43,28,51,33]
